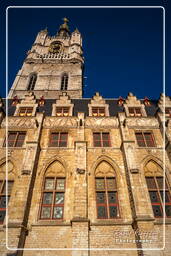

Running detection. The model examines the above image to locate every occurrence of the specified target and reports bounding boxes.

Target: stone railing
[36,53,70,59]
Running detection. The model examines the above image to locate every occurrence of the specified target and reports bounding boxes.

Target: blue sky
[0,0,170,99]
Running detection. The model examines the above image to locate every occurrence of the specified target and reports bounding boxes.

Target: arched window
[27,73,37,91]
[0,161,14,223]
[61,73,68,90]
[95,161,119,219]
[40,161,66,220]
[144,160,171,218]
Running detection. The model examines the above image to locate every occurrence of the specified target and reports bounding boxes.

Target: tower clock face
[49,42,62,53]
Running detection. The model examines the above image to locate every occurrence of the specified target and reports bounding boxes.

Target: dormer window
[165,108,171,117]
[56,107,70,117]
[128,107,142,117]
[61,74,68,90]
[18,107,33,117]
[92,107,105,117]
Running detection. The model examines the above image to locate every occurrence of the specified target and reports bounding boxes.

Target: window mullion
[142,133,146,147]
[51,190,55,219]
[155,177,164,216]
[14,132,19,147]
[105,177,109,218]
[101,133,103,147]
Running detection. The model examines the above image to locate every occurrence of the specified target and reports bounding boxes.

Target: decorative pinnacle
[63,17,69,24]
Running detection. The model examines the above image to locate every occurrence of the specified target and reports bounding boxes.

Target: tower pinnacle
[57,17,70,37]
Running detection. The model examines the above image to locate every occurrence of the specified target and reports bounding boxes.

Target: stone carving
[95,161,115,177]
[158,93,171,107]
[130,169,139,174]
[125,92,141,106]
[22,170,31,175]
[90,92,106,105]
[1,117,38,128]
[43,117,77,128]
[85,117,118,127]
[144,160,163,176]
[126,118,159,128]
[76,168,85,174]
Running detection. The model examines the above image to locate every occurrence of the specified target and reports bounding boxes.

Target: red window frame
[146,177,171,218]
[0,180,14,224]
[92,107,105,117]
[165,108,171,117]
[3,131,26,147]
[49,132,68,147]
[95,177,119,219]
[135,132,155,147]
[128,107,142,117]
[56,107,70,117]
[40,177,65,220]
[18,107,33,117]
[93,132,111,147]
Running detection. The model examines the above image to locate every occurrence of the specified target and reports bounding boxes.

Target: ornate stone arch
[39,157,67,220]
[40,156,67,178]
[92,155,120,178]
[45,161,65,177]
[140,155,167,176]
[0,158,16,179]
[92,156,121,219]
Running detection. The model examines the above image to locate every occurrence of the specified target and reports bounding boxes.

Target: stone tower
[8,18,84,99]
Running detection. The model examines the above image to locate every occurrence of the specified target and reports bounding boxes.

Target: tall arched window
[144,160,171,218]
[61,73,68,90]
[27,73,37,91]
[40,161,66,220]
[0,161,14,223]
[95,161,119,219]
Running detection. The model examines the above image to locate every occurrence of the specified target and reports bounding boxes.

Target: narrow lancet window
[61,74,68,90]
[28,73,37,91]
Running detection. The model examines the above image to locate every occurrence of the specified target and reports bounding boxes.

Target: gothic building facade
[0,18,171,256]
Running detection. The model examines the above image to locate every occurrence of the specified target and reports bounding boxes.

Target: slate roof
[1,98,159,117]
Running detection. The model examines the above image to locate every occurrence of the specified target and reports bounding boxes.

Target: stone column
[7,113,44,255]
[118,113,154,254]
[71,113,89,256]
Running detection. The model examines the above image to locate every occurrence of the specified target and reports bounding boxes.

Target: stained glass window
[40,177,65,220]
[44,178,54,190]
[145,176,171,218]
[96,177,119,219]
[0,180,14,223]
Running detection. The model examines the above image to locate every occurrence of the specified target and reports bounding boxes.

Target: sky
[0,0,170,99]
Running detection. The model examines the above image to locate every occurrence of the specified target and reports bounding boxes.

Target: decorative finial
[63,17,69,24]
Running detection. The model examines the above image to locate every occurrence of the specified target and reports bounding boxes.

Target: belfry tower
[8,18,84,99]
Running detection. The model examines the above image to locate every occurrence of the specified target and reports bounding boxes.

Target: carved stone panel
[43,117,77,128]
[126,117,159,128]
[85,117,118,128]
[1,117,38,128]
